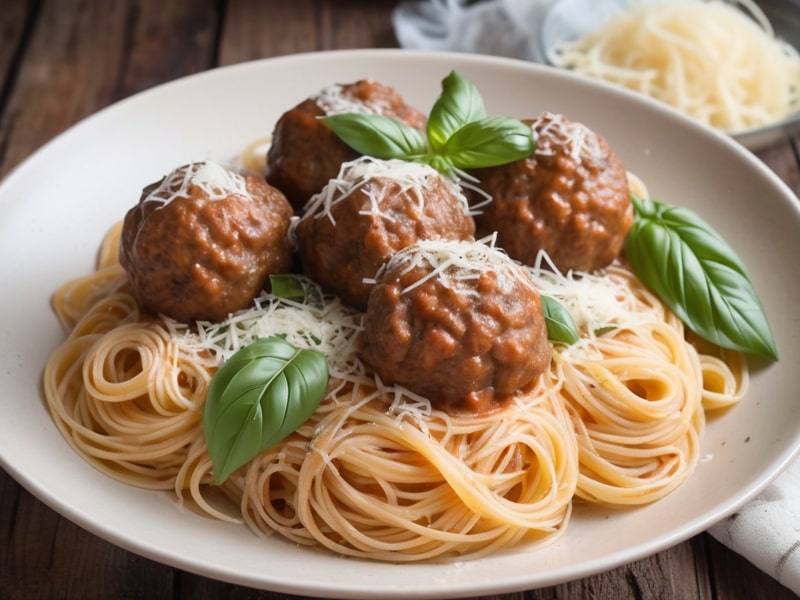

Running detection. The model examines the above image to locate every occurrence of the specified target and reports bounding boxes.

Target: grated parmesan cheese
[143,161,252,207]
[164,243,653,424]
[299,156,473,226]
[525,250,659,336]
[315,81,393,116]
[168,276,360,373]
[165,274,436,424]
[376,235,536,297]
[532,112,606,163]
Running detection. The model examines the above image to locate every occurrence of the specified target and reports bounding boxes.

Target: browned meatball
[295,157,476,311]
[120,161,293,323]
[470,112,633,273]
[266,79,427,211]
[361,239,551,415]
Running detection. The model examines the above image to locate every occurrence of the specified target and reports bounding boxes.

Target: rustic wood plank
[0,0,129,178]
[218,0,401,66]
[0,477,174,599]
[317,0,401,51]
[0,0,219,180]
[176,572,329,599]
[0,0,37,91]
[0,0,221,597]
[116,0,220,96]
[219,0,321,64]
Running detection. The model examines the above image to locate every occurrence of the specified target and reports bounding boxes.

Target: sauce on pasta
[41,76,750,561]
[43,184,747,560]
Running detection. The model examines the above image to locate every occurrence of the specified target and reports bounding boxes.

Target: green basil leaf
[625,195,778,359]
[320,72,534,177]
[541,295,580,345]
[427,70,487,151]
[423,154,456,176]
[321,113,427,159]
[203,336,329,484]
[442,116,534,169]
[269,274,306,299]
[594,325,617,337]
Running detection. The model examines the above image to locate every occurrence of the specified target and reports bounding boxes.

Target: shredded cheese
[532,112,605,163]
[372,235,643,340]
[167,277,361,375]
[315,81,393,116]
[299,156,473,225]
[375,235,537,298]
[166,274,436,424]
[143,161,252,207]
[525,250,659,336]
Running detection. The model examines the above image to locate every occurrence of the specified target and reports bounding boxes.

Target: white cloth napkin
[391,0,633,65]
[392,1,800,595]
[708,459,800,595]
[392,0,555,63]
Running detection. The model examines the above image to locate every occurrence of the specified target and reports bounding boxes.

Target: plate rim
[1,48,799,598]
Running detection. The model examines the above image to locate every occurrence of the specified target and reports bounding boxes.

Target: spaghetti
[42,210,746,560]
[551,0,800,133]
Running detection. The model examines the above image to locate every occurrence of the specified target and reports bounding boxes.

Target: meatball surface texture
[120,162,293,323]
[295,157,476,311]
[361,239,552,415]
[471,112,632,273]
[266,79,427,211]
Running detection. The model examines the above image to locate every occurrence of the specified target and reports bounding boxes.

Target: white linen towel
[708,458,800,595]
[391,0,631,64]
[392,1,800,594]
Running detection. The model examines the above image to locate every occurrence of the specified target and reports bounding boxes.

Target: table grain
[1,1,798,598]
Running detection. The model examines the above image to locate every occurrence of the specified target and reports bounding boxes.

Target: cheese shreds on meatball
[377,235,533,297]
[302,156,472,224]
[362,237,551,413]
[531,112,606,162]
[294,156,476,310]
[120,161,293,323]
[315,81,400,116]
[266,79,428,211]
[143,161,252,207]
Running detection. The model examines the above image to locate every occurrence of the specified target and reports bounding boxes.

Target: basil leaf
[625,195,778,359]
[541,295,580,345]
[427,70,487,151]
[424,154,456,176]
[269,274,306,299]
[203,336,329,484]
[321,113,427,159]
[442,116,534,169]
[320,71,534,175]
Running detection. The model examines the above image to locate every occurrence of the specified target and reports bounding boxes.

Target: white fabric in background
[708,459,800,595]
[392,1,800,595]
[391,0,557,63]
[391,0,633,64]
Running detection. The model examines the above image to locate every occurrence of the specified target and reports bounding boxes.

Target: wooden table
[1,2,797,598]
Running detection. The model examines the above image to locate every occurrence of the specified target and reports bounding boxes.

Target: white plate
[1,49,798,599]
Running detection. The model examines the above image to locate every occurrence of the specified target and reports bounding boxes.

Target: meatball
[361,239,551,415]
[266,79,427,211]
[295,157,476,311]
[120,161,293,323]
[470,112,633,273]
